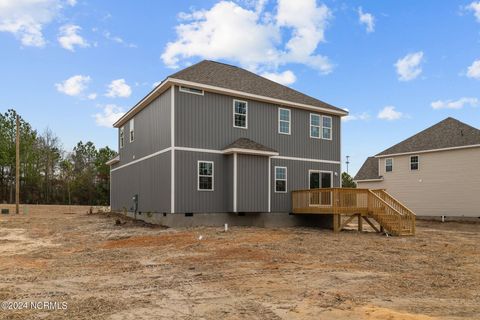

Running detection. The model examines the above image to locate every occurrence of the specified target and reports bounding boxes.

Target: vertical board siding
[175,87,341,161]
[111,152,171,213]
[271,159,340,212]
[175,151,229,213]
[117,87,171,166]
[237,154,269,212]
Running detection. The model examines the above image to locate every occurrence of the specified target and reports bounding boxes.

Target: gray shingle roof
[376,117,480,156]
[223,138,277,153]
[354,157,381,181]
[170,60,345,114]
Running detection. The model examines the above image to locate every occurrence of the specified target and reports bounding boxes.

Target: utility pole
[15,113,20,214]
[346,155,350,175]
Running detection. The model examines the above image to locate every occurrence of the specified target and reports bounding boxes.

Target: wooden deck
[291,188,416,236]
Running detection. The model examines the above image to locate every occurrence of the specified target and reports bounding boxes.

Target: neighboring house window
[120,127,124,148]
[410,156,419,170]
[322,116,332,140]
[129,119,135,142]
[278,108,291,134]
[275,166,287,193]
[179,86,204,95]
[233,100,248,128]
[385,158,393,172]
[310,114,321,138]
[198,161,214,191]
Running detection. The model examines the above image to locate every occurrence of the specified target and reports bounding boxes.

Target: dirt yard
[0,210,479,320]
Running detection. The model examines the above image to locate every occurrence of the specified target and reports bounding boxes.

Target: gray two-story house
[108,60,348,224]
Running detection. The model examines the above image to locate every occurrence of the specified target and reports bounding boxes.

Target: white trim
[268,157,271,212]
[274,166,287,193]
[175,146,223,154]
[129,119,135,142]
[233,153,237,212]
[233,99,248,129]
[272,155,341,164]
[197,160,214,191]
[119,127,125,149]
[375,144,480,158]
[310,113,321,139]
[410,155,419,171]
[113,77,348,127]
[223,148,279,156]
[385,158,393,172]
[179,86,204,95]
[110,147,172,172]
[171,87,175,213]
[278,108,291,135]
[106,155,120,166]
[322,115,332,140]
[308,170,333,189]
[354,178,384,183]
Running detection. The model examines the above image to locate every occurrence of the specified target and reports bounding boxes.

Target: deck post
[357,213,363,232]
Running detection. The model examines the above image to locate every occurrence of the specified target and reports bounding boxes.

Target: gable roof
[354,157,381,181]
[376,117,480,157]
[170,60,346,114]
[113,60,347,127]
[223,138,278,156]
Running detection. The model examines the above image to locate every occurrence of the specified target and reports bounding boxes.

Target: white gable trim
[375,144,480,158]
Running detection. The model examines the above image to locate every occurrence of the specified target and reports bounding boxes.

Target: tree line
[0,109,116,205]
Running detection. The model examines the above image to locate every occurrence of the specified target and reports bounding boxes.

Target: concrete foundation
[121,211,333,229]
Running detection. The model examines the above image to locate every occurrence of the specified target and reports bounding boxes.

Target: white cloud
[431,97,478,110]
[94,104,125,128]
[394,51,424,81]
[358,7,375,33]
[106,79,132,98]
[55,75,90,96]
[57,24,89,51]
[103,31,137,48]
[161,0,333,74]
[260,70,296,85]
[87,93,97,100]
[66,0,77,6]
[467,1,480,22]
[342,110,370,122]
[377,106,403,121]
[0,0,65,47]
[467,59,480,79]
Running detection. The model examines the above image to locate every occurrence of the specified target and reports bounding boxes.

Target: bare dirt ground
[0,211,479,320]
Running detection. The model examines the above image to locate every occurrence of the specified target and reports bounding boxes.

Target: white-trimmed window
[278,108,291,134]
[179,86,204,95]
[233,100,248,128]
[275,166,287,193]
[129,119,135,142]
[198,161,214,191]
[310,114,321,138]
[385,158,393,172]
[120,127,125,148]
[322,116,332,140]
[410,156,419,171]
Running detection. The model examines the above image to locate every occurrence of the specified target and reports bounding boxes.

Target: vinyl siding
[111,151,171,213]
[175,87,340,161]
[237,154,269,212]
[357,147,480,217]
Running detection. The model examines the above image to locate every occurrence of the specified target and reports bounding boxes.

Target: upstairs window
[322,116,332,140]
[385,158,393,172]
[278,108,291,134]
[275,166,287,193]
[410,156,419,171]
[198,161,214,191]
[179,86,204,95]
[310,114,321,138]
[233,100,248,128]
[129,119,135,142]
[120,127,125,148]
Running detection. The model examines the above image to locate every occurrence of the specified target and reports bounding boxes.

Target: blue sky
[1,0,479,175]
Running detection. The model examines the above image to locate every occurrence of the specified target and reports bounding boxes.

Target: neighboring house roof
[376,117,480,157]
[354,157,381,181]
[170,60,346,114]
[113,60,347,127]
[223,138,279,156]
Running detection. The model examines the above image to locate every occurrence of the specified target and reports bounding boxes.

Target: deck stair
[291,188,416,236]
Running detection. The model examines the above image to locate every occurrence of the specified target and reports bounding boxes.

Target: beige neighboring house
[355,117,480,217]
